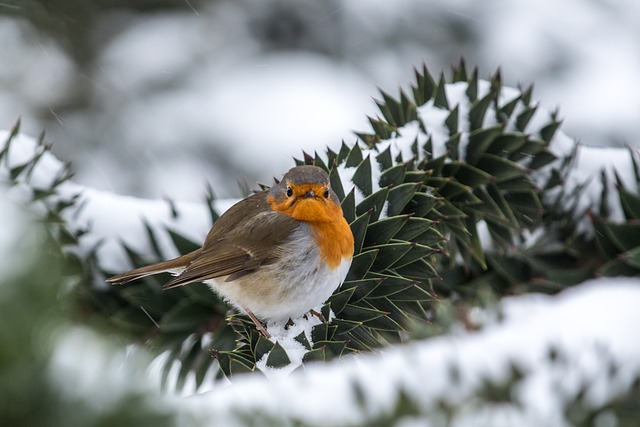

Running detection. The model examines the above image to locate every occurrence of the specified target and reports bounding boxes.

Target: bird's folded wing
[163,245,259,288]
[163,210,299,289]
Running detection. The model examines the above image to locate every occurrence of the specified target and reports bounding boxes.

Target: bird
[107,165,354,338]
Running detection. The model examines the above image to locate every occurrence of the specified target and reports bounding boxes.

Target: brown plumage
[106,191,300,288]
[107,165,354,337]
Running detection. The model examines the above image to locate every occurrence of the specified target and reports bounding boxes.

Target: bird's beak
[302,190,317,199]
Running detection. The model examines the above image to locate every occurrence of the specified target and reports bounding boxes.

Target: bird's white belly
[205,225,352,324]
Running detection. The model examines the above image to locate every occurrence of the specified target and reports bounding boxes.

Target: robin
[107,165,354,338]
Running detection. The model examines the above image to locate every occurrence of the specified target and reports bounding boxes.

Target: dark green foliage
[592,148,640,277]
[355,63,586,297]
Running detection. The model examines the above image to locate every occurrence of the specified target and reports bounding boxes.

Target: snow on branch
[0,128,234,274]
[180,279,640,426]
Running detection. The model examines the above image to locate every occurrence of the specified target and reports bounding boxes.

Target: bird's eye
[323,188,330,198]
[286,186,293,197]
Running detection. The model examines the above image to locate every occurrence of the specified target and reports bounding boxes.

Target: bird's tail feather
[106,251,199,285]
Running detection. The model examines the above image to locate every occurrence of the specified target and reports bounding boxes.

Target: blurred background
[2,0,639,201]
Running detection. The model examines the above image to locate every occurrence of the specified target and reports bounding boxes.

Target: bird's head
[267,165,343,223]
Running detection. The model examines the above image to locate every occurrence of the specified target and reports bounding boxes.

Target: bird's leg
[245,308,271,339]
[308,309,326,322]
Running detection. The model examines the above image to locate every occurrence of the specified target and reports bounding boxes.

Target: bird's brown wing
[163,193,300,289]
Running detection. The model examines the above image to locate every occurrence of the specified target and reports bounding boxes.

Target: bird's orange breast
[307,212,354,269]
[268,189,354,269]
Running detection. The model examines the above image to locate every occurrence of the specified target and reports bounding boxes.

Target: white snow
[565,145,639,230]
[66,187,216,273]
[180,279,640,426]
[0,130,68,191]
[257,310,326,379]
[378,118,436,162]
[0,129,229,273]
[47,326,174,414]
